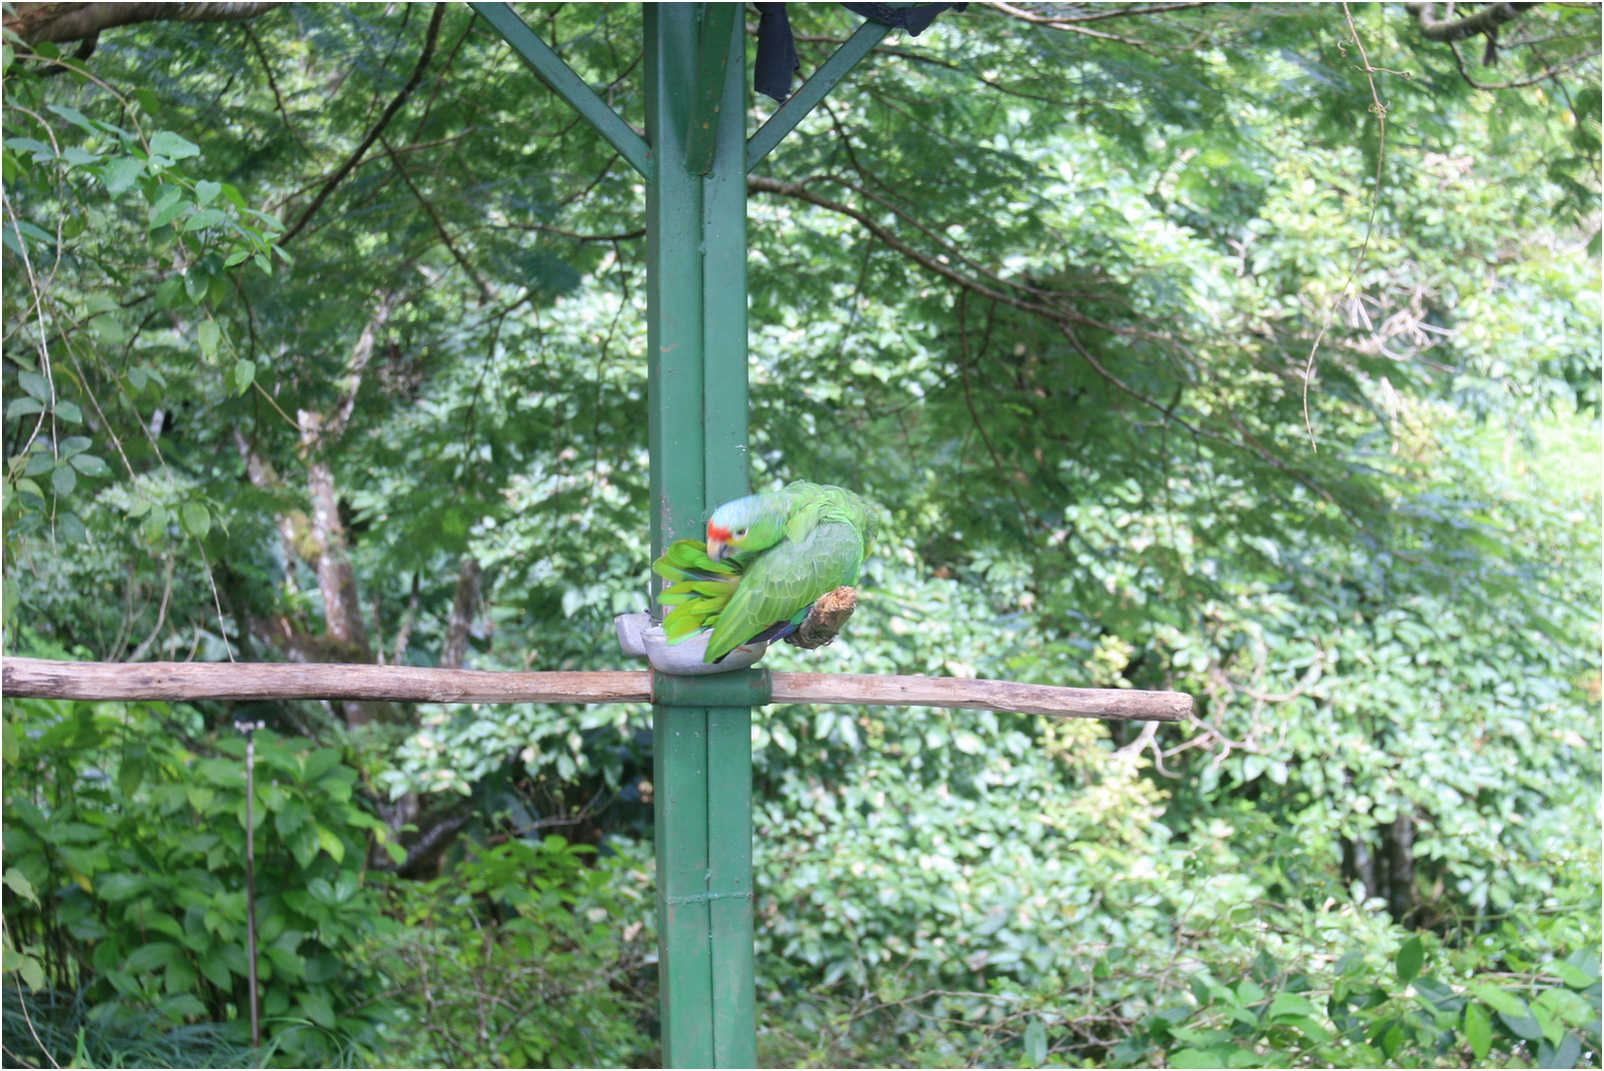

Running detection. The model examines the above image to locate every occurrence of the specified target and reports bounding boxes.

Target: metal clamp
[652,668,772,708]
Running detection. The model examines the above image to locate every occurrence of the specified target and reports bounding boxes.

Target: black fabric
[841,2,964,36]
[754,3,801,103]
[753,2,965,102]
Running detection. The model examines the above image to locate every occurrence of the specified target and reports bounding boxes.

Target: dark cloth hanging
[841,3,963,36]
[753,2,966,102]
[754,4,801,103]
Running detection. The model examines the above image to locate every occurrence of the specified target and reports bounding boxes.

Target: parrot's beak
[707,537,729,562]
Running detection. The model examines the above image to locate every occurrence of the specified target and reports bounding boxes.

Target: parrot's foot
[786,586,858,650]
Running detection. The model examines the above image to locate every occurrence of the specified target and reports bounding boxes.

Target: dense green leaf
[98,155,143,193]
[1024,1018,1048,1065]
[1464,1002,1493,1061]
[178,501,209,539]
[2,869,37,904]
[147,131,199,160]
[1396,936,1424,985]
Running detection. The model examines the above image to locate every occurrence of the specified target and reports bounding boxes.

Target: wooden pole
[1,658,1192,722]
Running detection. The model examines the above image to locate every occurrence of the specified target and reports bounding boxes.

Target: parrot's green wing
[703,520,866,663]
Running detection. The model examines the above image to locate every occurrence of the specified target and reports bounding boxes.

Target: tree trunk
[1342,835,1378,901]
[299,413,370,665]
[227,294,401,727]
[1383,810,1417,924]
[441,556,482,670]
[4,2,278,45]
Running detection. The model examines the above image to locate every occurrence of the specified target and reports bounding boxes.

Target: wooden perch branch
[774,672,1191,722]
[785,586,857,650]
[2,658,1192,722]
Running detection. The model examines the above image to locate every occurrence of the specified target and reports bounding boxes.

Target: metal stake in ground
[235,719,265,1049]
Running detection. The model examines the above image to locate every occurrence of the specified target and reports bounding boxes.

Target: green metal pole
[477,5,892,1063]
[645,5,755,1067]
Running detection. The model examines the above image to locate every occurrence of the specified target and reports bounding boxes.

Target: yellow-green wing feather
[651,538,743,645]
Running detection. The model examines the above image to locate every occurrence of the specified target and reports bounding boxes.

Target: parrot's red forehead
[707,522,732,542]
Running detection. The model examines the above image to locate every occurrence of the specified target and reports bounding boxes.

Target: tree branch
[243,22,311,158]
[280,3,446,246]
[748,174,1061,323]
[1407,2,1535,43]
[3,1,277,45]
[784,587,858,650]
[380,134,492,303]
[750,173,1359,519]
[495,221,647,243]
[985,0,1170,51]
[1448,36,1597,89]
[318,291,399,446]
[1026,2,1213,24]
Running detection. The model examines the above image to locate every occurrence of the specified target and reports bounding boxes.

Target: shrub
[357,834,658,1067]
[2,692,399,1066]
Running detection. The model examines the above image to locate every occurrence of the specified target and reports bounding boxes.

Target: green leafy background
[2,4,1599,1068]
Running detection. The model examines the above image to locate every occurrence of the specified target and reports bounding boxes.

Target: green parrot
[651,481,873,663]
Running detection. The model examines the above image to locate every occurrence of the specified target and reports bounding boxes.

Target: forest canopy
[2,2,1600,1067]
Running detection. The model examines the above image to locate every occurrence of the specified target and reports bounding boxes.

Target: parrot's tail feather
[687,580,735,597]
[747,619,801,644]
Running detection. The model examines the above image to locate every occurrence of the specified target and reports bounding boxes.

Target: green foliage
[356,835,657,1067]
[2,684,399,1066]
[1,4,1599,1068]
[1121,942,1603,1070]
[743,414,1600,1066]
[2,57,286,558]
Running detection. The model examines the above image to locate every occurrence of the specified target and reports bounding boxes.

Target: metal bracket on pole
[746,19,892,172]
[470,2,655,179]
[653,669,773,708]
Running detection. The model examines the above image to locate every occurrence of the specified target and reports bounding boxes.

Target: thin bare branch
[1448,37,1597,89]
[243,22,311,157]
[280,3,446,245]
[1302,3,1390,451]
[380,134,492,303]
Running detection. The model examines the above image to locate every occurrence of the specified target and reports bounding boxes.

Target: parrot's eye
[734,527,748,538]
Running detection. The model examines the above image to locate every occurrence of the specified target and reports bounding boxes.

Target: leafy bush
[2,56,285,560]
[2,688,400,1066]
[1127,939,1602,1069]
[357,834,658,1067]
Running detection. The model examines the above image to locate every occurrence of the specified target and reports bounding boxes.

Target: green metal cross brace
[471,3,891,1064]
